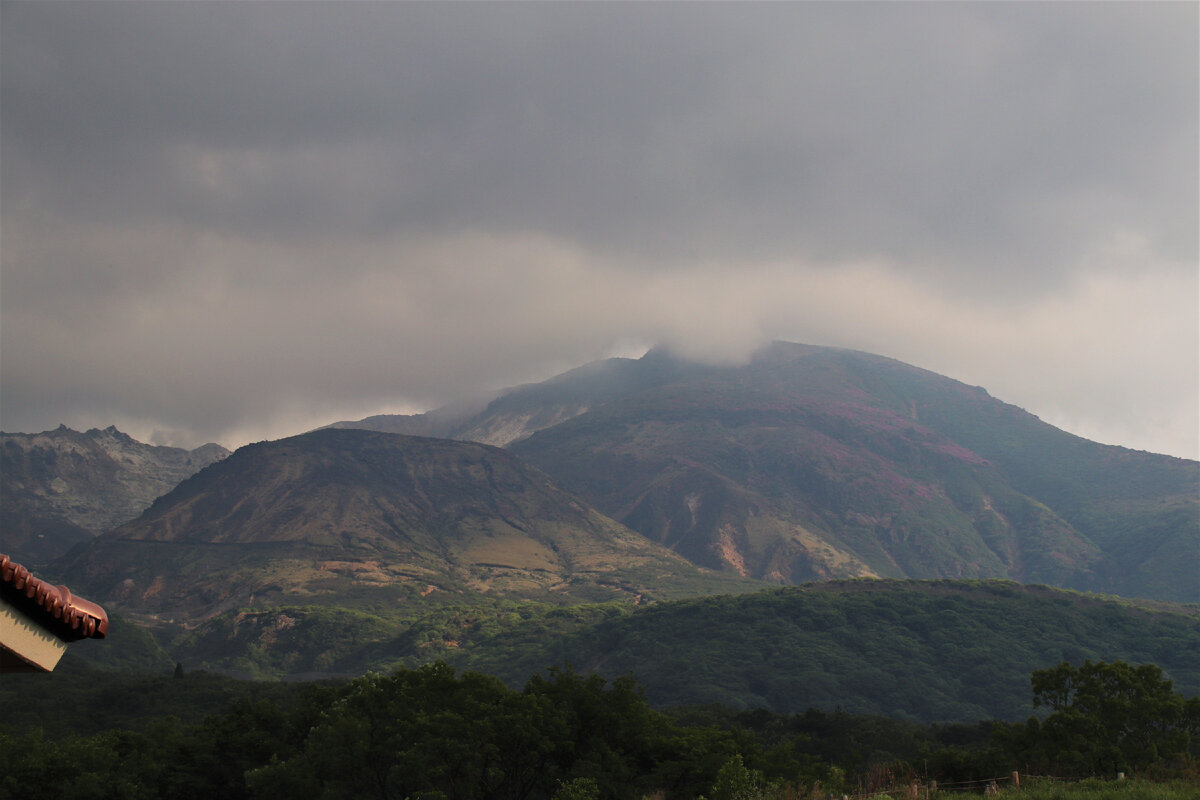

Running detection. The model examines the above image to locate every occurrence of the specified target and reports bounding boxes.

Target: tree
[708,754,763,800]
[551,777,599,800]
[246,662,567,800]
[1023,660,1200,775]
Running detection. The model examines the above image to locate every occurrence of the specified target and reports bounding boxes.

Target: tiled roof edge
[0,554,109,641]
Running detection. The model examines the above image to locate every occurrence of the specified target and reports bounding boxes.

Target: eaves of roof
[0,553,109,641]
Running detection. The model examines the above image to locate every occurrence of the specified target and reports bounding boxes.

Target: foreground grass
[988,778,1200,800]
[857,779,1198,800]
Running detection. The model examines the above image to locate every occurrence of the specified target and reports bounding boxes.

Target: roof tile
[0,554,108,641]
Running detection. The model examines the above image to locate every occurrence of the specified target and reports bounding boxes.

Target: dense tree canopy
[2,659,1197,799]
[999,660,1200,776]
[243,663,749,800]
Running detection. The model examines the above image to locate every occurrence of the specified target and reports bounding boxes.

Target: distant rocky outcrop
[1,425,229,565]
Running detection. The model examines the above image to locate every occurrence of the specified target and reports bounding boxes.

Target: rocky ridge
[1,425,229,564]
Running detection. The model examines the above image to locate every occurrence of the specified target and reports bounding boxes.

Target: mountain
[502,343,1197,602]
[52,428,755,621]
[329,342,1194,602]
[326,351,702,446]
[1,425,229,565]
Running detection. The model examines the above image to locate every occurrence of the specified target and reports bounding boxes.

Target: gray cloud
[8,2,1193,268]
[2,1,1196,458]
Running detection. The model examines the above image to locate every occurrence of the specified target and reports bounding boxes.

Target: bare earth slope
[53,429,753,620]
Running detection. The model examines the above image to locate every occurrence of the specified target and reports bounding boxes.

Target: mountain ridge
[323,341,1195,601]
[53,428,759,620]
[1,425,230,565]
[26,341,1199,612]
[496,343,1195,601]
[325,348,712,447]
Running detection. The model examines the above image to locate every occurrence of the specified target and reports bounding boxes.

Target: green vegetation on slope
[515,580,1198,721]
[108,580,1200,723]
[156,600,638,680]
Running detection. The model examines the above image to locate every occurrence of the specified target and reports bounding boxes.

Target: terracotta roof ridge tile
[0,553,109,640]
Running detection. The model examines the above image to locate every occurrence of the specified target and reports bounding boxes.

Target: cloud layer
[2,2,1196,458]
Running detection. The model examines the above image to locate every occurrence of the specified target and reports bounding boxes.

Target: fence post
[1011,771,1020,789]
[929,779,937,794]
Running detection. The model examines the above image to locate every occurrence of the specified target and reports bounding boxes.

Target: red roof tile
[0,553,108,641]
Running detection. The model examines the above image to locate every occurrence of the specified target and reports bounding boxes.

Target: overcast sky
[2,1,1197,459]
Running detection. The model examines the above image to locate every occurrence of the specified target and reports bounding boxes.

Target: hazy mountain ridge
[499,343,1196,601]
[843,352,1200,601]
[1,425,229,565]
[324,342,1197,602]
[21,343,1198,716]
[53,428,758,621]
[326,350,708,446]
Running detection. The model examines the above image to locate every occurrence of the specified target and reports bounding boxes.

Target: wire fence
[829,771,1127,799]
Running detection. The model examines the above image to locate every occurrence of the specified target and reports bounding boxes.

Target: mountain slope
[852,356,1198,601]
[459,579,1200,722]
[327,350,707,446]
[161,580,1200,722]
[1,426,229,565]
[52,428,755,620]
[503,343,1197,602]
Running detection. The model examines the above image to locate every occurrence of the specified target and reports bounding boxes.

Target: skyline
[2,2,1197,459]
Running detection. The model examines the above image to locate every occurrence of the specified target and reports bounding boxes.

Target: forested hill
[151,579,1200,723]
[449,580,1200,722]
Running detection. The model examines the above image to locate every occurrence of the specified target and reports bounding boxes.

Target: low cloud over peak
[2,2,1195,458]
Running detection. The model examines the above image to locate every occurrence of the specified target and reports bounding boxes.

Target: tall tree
[1022,660,1200,775]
